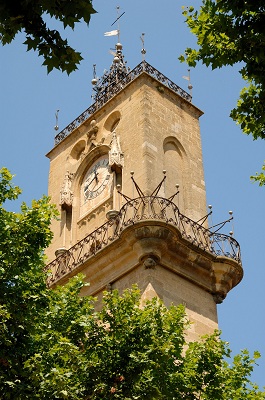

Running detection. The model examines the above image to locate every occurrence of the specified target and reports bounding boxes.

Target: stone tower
[45,43,243,340]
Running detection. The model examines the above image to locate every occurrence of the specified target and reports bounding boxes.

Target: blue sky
[1,0,265,387]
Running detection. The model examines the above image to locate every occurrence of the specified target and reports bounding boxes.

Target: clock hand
[84,174,97,191]
[94,170,98,183]
[84,171,99,192]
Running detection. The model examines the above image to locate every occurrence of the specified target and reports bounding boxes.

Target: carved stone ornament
[109,130,124,171]
[143,256,157,269]
[212,292,226,304]
[60,171,75,211]
[87,119,100,150]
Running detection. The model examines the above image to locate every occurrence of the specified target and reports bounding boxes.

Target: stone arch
[163,136,186,157]
[163,136,187,212]
[104,110,121,132]
[69,139,86,164]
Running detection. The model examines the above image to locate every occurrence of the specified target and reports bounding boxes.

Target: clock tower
[45,42,243,340]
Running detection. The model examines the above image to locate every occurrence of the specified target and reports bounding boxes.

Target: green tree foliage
[180,0,265,184]
[0,0,96,74]
[0,168,264,398]
[0,168,58,396]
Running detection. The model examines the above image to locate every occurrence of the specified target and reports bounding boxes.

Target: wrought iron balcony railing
[54,61,192,145]
[44,196,241,286]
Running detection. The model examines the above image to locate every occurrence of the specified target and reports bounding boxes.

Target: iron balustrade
[44,196,241,286]
[54,61,192,145]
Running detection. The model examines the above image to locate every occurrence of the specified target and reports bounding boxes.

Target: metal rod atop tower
[140,33,146,61]
[54,109,59,131]
[111,6,125,43]
[182,69,193,98]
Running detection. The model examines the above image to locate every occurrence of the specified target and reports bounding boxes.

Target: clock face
[83,156,111,201]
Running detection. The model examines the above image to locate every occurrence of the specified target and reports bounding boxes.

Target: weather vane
[111,6,125,29]
[104,6,125,42]
[92,6,130,103]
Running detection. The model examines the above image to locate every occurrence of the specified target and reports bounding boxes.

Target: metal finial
[54,109,59,131]
[208,204,213,228]
[163,170,166,175]
[140,33,146,61]
[229,210,234,236]
[91,64,98,85]
[182,69,193,98]
[130,171,134,176]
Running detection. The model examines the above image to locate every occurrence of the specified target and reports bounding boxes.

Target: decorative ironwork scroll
[44,196,241,286]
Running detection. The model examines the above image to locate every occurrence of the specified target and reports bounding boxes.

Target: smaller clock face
[83,157,111,201]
